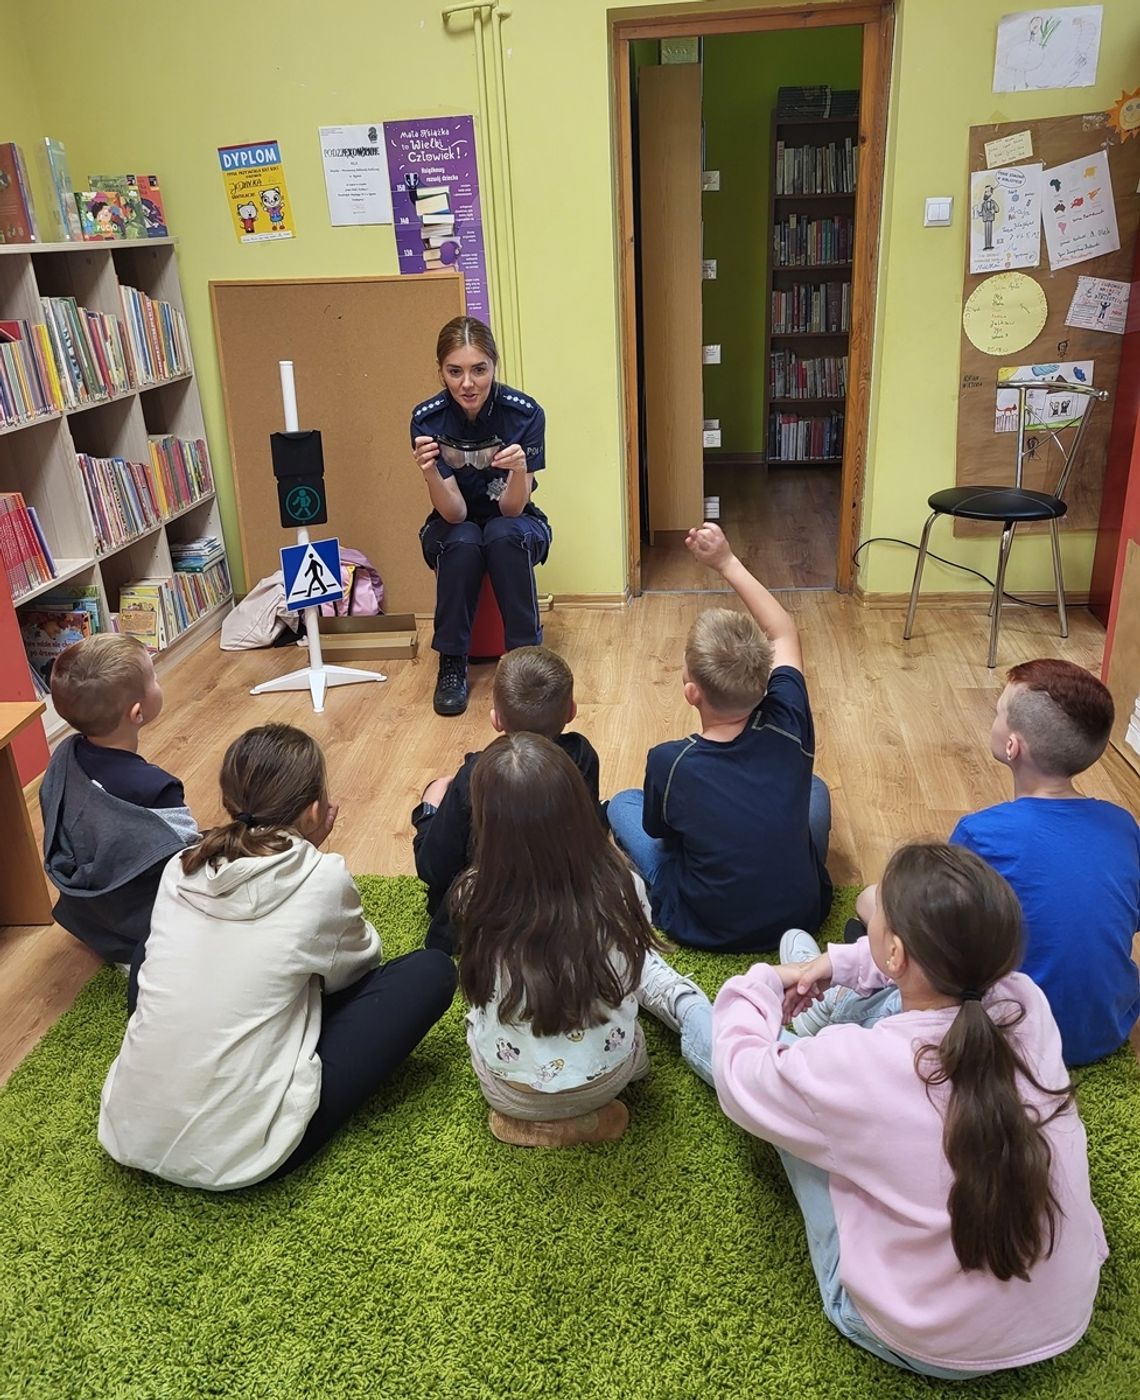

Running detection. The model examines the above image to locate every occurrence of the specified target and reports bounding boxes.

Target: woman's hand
[772,952,833,1022]
[491,443,528,473]
[413,435,441,473]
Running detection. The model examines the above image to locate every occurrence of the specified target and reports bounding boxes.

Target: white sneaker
[779,928,822,965]
[636,950,708,1035]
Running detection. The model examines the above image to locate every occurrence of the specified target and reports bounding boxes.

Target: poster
[969,163,1043,273]
[994,360,1094,431]
[319,125,392,226]
[983,130,1034,166]
[1041,150,1119,269]
[963,270,1049,355]
[383,115,489,323]
[1065,275,1130,334]
[218,140,294,243]
[993,7,1102,92]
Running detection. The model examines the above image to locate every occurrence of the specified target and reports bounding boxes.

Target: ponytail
[182,724,326,875]
[881,844,1075,1282]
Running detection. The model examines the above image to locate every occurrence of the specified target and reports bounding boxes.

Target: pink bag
[320,547,384,617]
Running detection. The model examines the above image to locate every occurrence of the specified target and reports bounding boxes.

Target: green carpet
[1,879,1138,1398]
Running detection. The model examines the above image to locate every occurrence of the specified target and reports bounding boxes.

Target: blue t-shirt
[410,382,547,526]
[951,797,1140,1065]
[642,666,832,952]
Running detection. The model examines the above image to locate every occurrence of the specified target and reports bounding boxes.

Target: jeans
[420,513,551,655]
[607,775,832,889]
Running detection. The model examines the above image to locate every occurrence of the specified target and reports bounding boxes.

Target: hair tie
[960,989,983,1003]
[236,812,257,828]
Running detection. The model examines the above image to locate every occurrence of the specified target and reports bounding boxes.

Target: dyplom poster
[383,115,489,323]
[218,140,295,244]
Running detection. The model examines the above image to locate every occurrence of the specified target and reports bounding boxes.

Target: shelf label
[702,345,721,364]
[703,429,722,448]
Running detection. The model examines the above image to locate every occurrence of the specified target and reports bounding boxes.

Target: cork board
[210,273,465,613]
[1105,538,1140,780]
[956,112,1140,538]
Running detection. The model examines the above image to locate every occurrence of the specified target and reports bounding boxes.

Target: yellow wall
[5,0,1140,599]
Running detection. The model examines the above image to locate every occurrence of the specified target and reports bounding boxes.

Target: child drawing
[236,202,258,235]
[259,187,285,229]
[975,185,999,251]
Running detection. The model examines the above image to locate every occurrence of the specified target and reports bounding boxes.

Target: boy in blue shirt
[607,522,831,952]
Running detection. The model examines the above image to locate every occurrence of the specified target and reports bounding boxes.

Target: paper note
[983,130,1034,166]
[701,170,721,191]
[993,7,1102,92]
[1065,276,1130,334]
[969,164,1043,274]
[994,360,1094,432]
[319,124,392,226]
[702,345,721,364]
[703,429,722,448]
[963,271,1049,356]
[702,259,717,280]
[1041,150,1119,270]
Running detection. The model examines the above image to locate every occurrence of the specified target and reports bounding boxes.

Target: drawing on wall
[1041,149,1119,269]
[994,360,1094,432]
[1108,88,1140,142]
[969,163,1043,273]
[993,7,1103,92]
[1065,275,1131,334]
[963,271,1049,356]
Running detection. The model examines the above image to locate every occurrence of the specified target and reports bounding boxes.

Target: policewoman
[411,316,552,716]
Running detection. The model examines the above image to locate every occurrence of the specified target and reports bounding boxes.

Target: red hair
[1005,659,1114,776]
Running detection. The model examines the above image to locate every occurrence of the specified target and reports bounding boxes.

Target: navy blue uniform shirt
[410,382,548,526]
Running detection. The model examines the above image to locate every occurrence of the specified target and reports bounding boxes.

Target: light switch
[923,197,953,227]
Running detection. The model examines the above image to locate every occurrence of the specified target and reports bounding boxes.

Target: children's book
[0,142,38,243]
[75,191,131,240]
[134,175,167,236]
[86,175,149,238]
[20,607,93,686]
[42,138,82,240]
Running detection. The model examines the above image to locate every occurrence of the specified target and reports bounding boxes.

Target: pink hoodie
[711,939,1107,1372]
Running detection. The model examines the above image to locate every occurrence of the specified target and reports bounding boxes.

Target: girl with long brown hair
[452,732,665,1145]
[98,724,456,1190]
[411,316,552,717]
[640,842,1105,1377]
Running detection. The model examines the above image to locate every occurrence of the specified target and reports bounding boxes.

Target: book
[42,139,82,240]
[0,142,38,243]
[0,491,55,600]
[413,192,451,216]
[75,190,132,240]
[86,175,149,238]
[134,175,168,236]
[119,577,178,651]
[20,606,93,686]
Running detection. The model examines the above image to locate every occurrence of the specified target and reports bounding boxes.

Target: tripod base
[250,663,384,714]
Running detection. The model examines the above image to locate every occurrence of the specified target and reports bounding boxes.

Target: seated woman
[411,316,552,716]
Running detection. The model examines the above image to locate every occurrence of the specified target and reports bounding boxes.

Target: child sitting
[99,723,456,1189]
[39,634,198,966]
[608,522,831,951]
[413,645,603,954]
[453,732,657,1146]
[639,843,1106,1378]
[801,659,1140,1065]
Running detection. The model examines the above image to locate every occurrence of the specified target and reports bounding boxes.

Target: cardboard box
[316,612,418,661]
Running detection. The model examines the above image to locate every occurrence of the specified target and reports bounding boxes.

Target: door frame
[611,1,895,594]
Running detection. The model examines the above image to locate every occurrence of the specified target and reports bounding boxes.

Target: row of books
[767,411,845,463]
[20,586,103,688]
[172,556,232,632]
[771,282,851,335]
[775,140,857,195]
[769,352,848,401]
[776,87,859,120]
[148,436,215,515]
[1,491,56,601]
[0,321,60,426]
[42,296,132,406]
[774,215,854,268]
[77,174,167,242]
[119,286,190,384]
[78,437,214,556]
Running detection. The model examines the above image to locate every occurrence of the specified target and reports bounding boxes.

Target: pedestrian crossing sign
[281,537,344,612]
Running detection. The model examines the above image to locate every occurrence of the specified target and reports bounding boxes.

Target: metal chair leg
[903,511,938,641]
[1049,518,1069,639]
[988,522,1017,669]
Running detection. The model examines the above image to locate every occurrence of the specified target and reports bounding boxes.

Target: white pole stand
[249,360,384,714]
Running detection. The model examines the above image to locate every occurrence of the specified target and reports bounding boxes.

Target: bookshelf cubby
[0,238,232,744]
[763,111,858,467]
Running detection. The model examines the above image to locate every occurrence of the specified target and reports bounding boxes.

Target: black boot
[433,653,469,716]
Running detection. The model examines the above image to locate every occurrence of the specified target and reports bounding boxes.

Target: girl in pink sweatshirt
[636,842,1106,1378]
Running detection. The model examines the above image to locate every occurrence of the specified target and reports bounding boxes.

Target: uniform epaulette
[412,394,447,419]
[500,390,537,413]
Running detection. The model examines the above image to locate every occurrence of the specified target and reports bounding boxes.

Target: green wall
[701,28,863,456]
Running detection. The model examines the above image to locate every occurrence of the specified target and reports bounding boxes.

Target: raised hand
[685,521,735,574]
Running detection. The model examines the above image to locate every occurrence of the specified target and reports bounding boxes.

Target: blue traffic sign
[281,537,344,612]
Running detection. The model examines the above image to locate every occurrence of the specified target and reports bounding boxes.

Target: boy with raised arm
[608,523,831,952]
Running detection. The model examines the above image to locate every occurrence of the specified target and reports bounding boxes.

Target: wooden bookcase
[0,238,232,752]
[763,112,858,467]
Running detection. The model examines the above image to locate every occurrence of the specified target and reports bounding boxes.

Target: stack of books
[119,286,191,383]
[118,577,179,651]
[147,436,214,513]
[776,87,859,120]
[769,352,848,400]
[0,319,65,425]
[40,296,133,404]
[771,282,850,334]
[0,491,56,600]
[19,585,102,686]
[76,453,161,554]
[170,535,225,571]
[773,214,854,267]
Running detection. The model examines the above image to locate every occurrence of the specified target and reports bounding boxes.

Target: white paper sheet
[994,360,1094,432]
[1065,275,1130,334]
[993,7,1102,92]
[969,164,1043,274]
[1041,150,1119,270]
[319,124,393,226]
[983,130,1034,166]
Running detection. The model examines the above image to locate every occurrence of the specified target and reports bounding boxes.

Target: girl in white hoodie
[99,723,457,1189]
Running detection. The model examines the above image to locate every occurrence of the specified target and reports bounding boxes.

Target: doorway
[612,3,894,596]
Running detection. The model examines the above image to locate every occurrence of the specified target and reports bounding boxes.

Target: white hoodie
[99,836,380,1190]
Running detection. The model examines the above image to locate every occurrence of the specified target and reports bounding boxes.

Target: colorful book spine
[0,491,56,600]
[0,143,39,243]
[118,286,191,384]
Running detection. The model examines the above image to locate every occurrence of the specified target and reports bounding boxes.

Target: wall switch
[923,196,953,227]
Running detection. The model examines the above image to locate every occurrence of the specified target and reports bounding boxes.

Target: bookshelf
[0,238,232,746]
[763,111,858,467]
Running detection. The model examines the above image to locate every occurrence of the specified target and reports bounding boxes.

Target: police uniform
[411,381,552,656]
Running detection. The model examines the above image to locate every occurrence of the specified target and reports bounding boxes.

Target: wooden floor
[2,591,1138,1084]
[640,463,841,591]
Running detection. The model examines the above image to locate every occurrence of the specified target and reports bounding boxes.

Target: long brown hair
[879,843,1075,1282]
[435,315,498,368]
[182,724,326,875]
[452,733,656,1037]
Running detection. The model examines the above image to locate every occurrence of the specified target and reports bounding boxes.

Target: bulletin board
[210,273,465,613]
[1104,539,1140,779]
[955,110,1140,538]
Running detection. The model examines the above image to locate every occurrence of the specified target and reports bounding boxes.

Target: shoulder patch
[501,390,537,413]
[413,394,446,419]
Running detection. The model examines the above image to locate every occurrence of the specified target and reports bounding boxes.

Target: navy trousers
[420,513,550,656]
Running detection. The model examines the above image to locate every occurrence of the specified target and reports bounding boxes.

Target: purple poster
[383,115,489,324]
